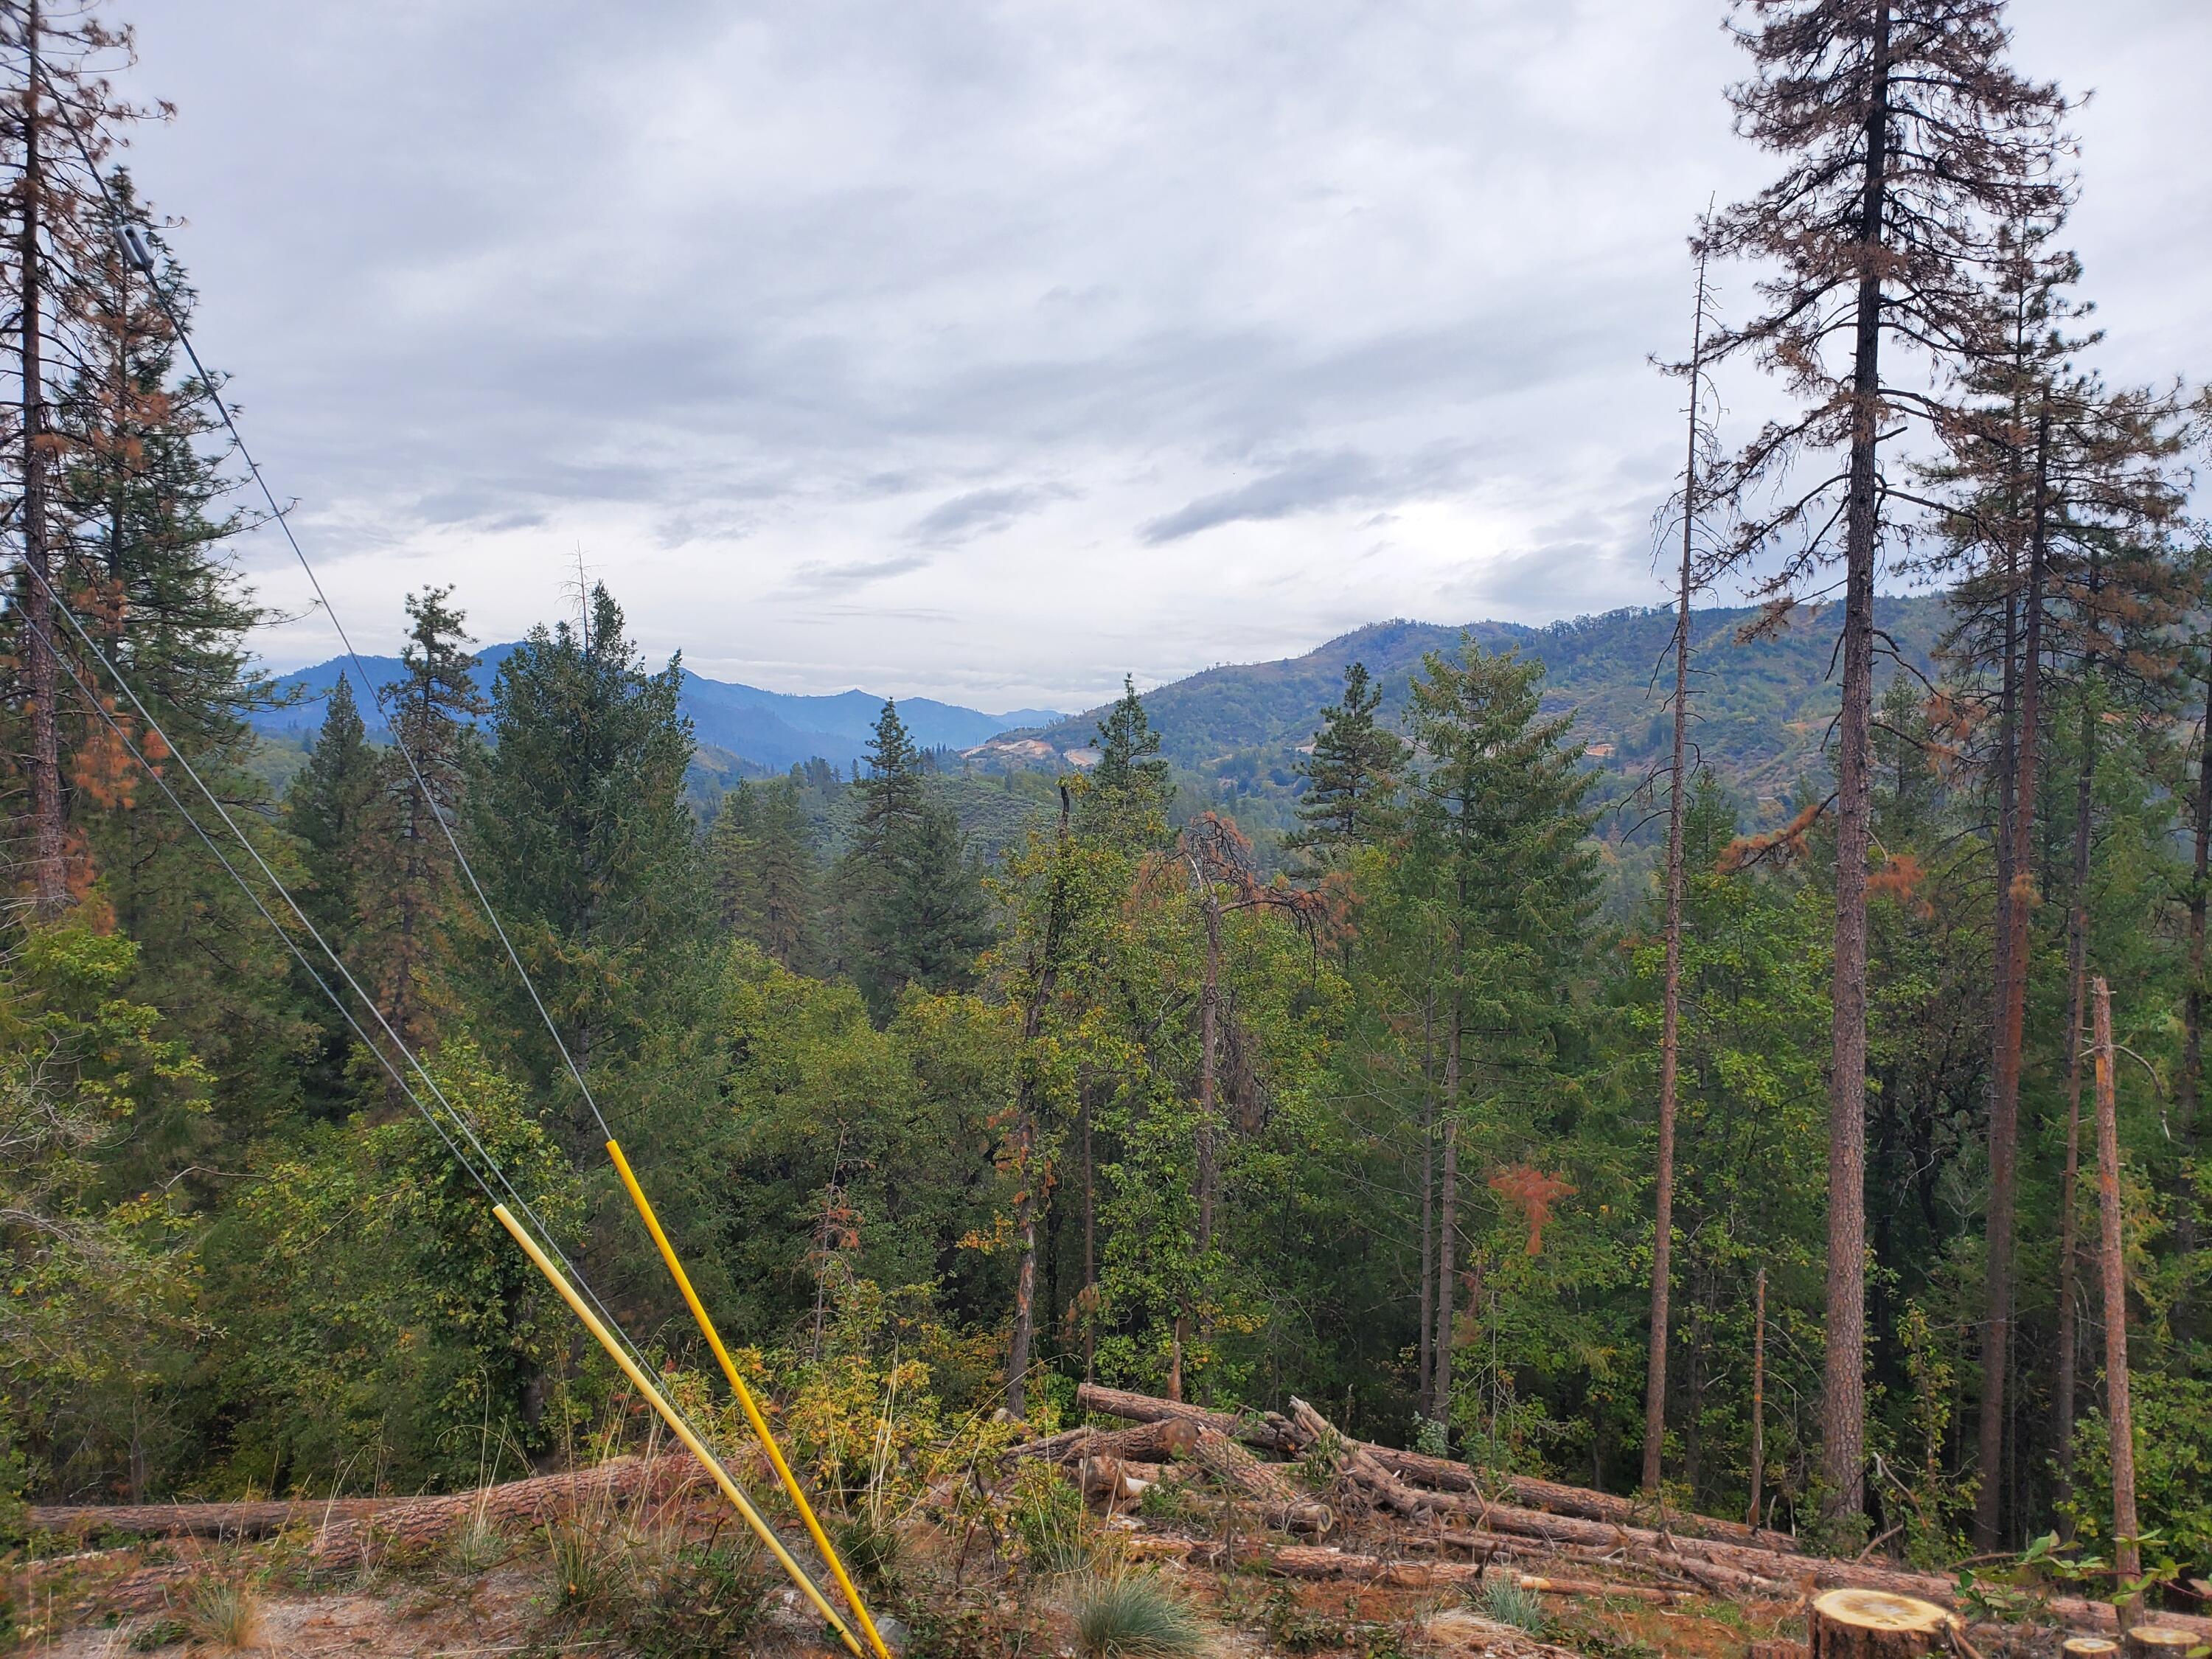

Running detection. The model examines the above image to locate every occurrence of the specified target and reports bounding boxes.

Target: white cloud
[116,0,2212,711]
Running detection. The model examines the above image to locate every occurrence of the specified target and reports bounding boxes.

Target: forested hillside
[7,1,2212,1655]
[986,598,1946,824]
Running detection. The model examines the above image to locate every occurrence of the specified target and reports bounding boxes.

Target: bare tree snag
[1749,1265,1767,1529]
[1809,1590,1955,1659]
[1647,228,1714,1496]
[2093,978,2142,1624]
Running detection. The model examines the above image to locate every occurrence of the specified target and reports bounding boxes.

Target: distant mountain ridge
[256,598,1949,818]
[974,597,1949,817]
[251,649,1064,774]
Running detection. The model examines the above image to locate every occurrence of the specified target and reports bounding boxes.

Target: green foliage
[1475,1578,1551,1635]
[2063,1371,2212,1565]
[472,582,706,1107]
[1293,659,1407,863]
[204,1033,582,1494]
[1009,1459,1095,1575]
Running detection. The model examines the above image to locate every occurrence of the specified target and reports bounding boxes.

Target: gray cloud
[910,484,1074,545]
[1141,448,1473,544]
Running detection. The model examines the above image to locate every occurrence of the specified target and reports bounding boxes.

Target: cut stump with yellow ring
[1807,1589,1956,1659]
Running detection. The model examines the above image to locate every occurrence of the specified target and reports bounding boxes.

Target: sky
[113,0,2212,713]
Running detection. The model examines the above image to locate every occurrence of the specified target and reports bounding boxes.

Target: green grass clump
[1476,1577,1551,1635]
[1068,1568,1206,1658]
[541,1517,635,1618]
[128,1615,192,1652]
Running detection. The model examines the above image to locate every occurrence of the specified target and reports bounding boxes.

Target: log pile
[1056,1385,2212,1641]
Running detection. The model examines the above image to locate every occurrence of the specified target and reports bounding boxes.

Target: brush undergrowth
[183,1575,265,1651]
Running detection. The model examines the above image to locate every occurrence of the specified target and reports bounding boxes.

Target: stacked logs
[1051,1385,2212,1642]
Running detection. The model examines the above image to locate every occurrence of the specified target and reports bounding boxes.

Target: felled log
[1510,1571,1679,1604]
[1808,1588,1955,1659]
[1074,1383,1300,1453]
[310,1455,698,1566]
[27,1496,395,1540]
[1079,1457,1163,1507]
[1186,1425,1333,1533]
[1077,1381,1793,1551]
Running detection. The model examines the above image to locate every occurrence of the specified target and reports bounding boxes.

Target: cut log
[1808,1589,1955,1659]
[2124,1629,2198,1659]
[1187,1425,1332,1533]
[1511,1572,1678,1604]
[1073,1383,1301,1453]
[310,1456,698,1566]
[27,1496,396,1540]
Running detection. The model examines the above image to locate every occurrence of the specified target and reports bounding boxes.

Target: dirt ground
[7,1524,1815,1659]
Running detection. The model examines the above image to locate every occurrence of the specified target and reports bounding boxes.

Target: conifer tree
[839,699,990,1017]
[1292,661,1406,863]
[284,675,378,945]
[1708,0,2069,1523]
[1083,675,1172,844]
[708,776,818,970]
[473,583,702,1111]
[354,588,485,1057]
[1402,642,1599,1425]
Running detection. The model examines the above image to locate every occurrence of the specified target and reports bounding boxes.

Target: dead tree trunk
[2055,561,2103,1494]
[18,0,66,917]
[2093,976,2141,1625]
[1646,235,1711,1495]
[1748,1265,1767,1530]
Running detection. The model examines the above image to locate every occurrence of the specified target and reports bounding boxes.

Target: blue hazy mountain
[252,647,1064,773]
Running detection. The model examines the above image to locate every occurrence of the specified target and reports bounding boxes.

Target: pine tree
[284,675,378,945]
[1083,675,1172,844]
[353,588,486,1058]
[708,776,819,970]
[1708,0,2069,1524]
[1292,661,1406,863]
[839,700,990,1018]
[472,583,703,1113]
[1402,641,1599,1425]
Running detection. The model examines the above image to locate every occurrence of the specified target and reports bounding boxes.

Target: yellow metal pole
[606,1138,895,1659]
[490,1203,865,1659]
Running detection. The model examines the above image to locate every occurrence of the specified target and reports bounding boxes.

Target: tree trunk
[2093,977,2141,1626]
[1419,990,1436,1421]
[18,0,66,918]
[1646,241,1708,1496]
[1976,406,2051,1550]
[2055,585,2101,1495]
[1434,1002,1461,1423]
[1820,0,1892,1524]
[1748,1265,1767,1531]
[1082,1090,1096,1383]
[2178,661,2212,1346]
[1006,787,1072,1417]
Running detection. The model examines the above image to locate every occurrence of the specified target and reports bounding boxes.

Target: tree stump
[1807,1589,1955,1659]
[2064,1641,2120,1659]
[2123,1628,2197,1659]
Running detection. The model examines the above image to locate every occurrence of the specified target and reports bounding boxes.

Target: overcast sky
[114,0,2211,712]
